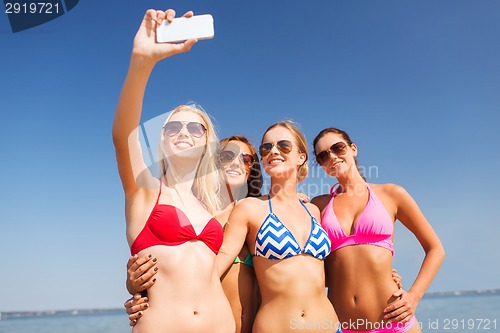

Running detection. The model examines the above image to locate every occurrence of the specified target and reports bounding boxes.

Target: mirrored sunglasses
[258,140,294,157]
[219,150,254,167]
[163,121,206,138]
[315,142,348,166]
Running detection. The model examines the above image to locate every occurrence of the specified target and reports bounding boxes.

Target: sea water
[0,312,129,333]
[415,293,499,332]
[1,294,499,333]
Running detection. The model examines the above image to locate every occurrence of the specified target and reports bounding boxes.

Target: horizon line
[1,288,499,319]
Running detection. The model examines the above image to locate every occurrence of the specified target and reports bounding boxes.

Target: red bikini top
[130,183,223,256]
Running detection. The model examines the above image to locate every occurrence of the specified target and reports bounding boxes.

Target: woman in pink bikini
[311,127,445,333]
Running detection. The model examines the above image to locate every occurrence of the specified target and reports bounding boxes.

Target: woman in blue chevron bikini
[217,121,341,333]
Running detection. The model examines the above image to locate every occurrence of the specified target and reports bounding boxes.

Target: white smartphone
[156,14,214,43]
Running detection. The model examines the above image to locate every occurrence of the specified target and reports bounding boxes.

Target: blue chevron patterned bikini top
[253,195,332,260]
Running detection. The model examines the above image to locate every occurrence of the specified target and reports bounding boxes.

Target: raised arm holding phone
[112,8,234,333]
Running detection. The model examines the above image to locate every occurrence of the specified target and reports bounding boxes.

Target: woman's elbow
[433,243,446,265]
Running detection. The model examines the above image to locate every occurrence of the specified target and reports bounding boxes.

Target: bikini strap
[267,194,273,214]
[155,178,163,205]
[366,184,373,193]
[299,199,314,218]
[365,184,376,203]
[330,183,341,197]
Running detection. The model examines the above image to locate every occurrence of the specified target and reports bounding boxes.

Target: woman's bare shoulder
[370,183,406,195]
[234,196,267,210]
[369,183,412,209]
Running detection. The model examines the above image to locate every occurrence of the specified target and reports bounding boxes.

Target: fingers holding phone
[132,9,205,62]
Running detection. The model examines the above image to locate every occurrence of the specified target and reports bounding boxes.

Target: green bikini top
[233,253,253,267]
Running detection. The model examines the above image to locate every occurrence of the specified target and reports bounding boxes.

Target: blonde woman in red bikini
[125,136,262,333]
[113,8,234,333]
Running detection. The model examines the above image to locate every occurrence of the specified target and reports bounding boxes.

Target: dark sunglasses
[163,121,207,138]
[219,150,255,167]
[259,140,294,157]
[315,142,348,166]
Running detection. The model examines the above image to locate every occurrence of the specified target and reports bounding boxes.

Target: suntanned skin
[113,8,234,333]
[312,132,445,332]
[220,242,259,333]
[218,126,340,333]
[313,186,405,330]
[125,139,261,333]
[218,140,260,333]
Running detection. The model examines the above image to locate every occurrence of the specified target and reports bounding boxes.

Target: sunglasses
[219,150,255,167]
[259,140,294,157]
[163,121,207,138]
[315,142,348,166]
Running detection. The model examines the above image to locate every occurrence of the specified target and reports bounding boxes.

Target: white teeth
[226,170,241,176]
[269,159,283,165]
[175,141,192,148]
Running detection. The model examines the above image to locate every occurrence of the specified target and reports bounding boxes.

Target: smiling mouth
[225,169,242,176]
[174,141,193,148]
[330,160,343,169]
[268,158,284,165]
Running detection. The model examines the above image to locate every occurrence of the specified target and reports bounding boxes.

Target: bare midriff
[252,255,340,333]
[326,245,399,331]
[132,242,234,333]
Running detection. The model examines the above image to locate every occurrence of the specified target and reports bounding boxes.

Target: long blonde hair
[159,104,222,215]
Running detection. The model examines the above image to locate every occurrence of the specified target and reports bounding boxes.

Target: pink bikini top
[321,184,394,255]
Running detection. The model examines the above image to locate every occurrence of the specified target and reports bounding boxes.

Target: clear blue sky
[1,0,499,312]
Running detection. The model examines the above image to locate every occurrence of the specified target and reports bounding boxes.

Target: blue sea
[1,294,499,333]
